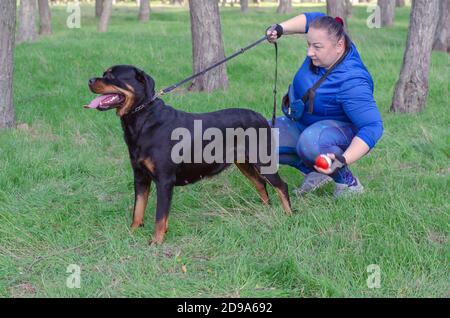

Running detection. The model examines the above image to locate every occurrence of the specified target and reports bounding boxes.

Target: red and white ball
[315,154,332,170]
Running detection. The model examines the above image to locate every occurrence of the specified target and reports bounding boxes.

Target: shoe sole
[294,177,333,196]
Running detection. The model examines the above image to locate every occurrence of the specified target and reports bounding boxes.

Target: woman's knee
[296,124,323,165]
[296,120,354,165]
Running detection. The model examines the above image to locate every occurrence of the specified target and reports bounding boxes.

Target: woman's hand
[266,24,283,43]
[314,137,370,175]
[314,153,346,175]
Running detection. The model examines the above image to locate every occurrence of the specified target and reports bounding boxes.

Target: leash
[136,35,279,126]
[271,42,278,127]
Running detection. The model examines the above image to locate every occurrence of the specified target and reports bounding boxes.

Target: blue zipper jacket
[291,12,383,149]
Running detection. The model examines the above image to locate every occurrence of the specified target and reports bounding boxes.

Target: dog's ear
[136,70,155,99]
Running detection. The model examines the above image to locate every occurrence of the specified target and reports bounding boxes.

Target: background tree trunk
[433,0,450,52]
[188,0,228,92]
[277,0,293,14]
[240,0,248,13]
[395,0,405,7]
[391,0,439,113]
[38,0,52,35]
[139,0,150,21]
[378,0,395,26]
[326,0,348,29]
[96,0,103,18]
[17,0,38,43]
[0,0,17,129]
[98,0,112,32]
[345,0,353,18]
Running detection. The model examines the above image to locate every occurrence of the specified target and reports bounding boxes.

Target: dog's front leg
[149,180,174,245]
[131,168,151,230]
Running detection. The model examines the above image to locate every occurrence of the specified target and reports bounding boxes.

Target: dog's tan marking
[90,81,135,116]
[149,216,168,245]
[131,187,150,229]
[142,158,156,175]
[275,188,292,215]
[235,163,270,205]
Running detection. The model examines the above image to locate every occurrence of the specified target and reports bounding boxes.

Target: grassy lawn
[0,3,448,297]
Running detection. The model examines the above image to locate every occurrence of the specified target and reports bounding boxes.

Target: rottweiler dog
[85,65,292,245]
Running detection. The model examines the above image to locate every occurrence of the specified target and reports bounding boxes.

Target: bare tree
[327,0,348,28]
[96,0,103,18]
[378,0,395,26]
[240,0,248,13]
[391,0,440,113]
[17,0,38,43]
[277,0,293,14]
[433,0,450,52]
[345,0,353,18]
[38,0,52,35]
[139,0,150,21]
[0,0,17,129]
[172,0,183,5]
[188,0,228,92]
[221,0,239,8]
[98,0,112,32]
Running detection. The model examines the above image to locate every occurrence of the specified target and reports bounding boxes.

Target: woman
[266,12,383,198]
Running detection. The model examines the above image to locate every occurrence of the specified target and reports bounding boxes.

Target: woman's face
[306,27,345,69]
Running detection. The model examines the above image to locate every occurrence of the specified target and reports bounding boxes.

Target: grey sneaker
[293,172,333,196]
[333,177,364,198]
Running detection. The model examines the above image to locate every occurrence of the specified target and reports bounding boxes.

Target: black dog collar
[129,95,159,115]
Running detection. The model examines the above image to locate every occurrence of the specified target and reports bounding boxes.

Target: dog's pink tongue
[84,94,115,109]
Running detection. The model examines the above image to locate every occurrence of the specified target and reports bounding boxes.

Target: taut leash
[271,42,278,127]
[157,35,269,97]
[143,35,279,126]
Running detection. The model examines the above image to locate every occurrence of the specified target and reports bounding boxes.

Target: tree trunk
[0,0,17,129]
[98,0,112,32]
[378,0,395,26]
[17,0,38,43]
[96,0,103,18]
[188,0,228,92]
[240,0,248,13]
[277,0,293,14]
[391,0,439,113]
[395,0,405,7]
[433,0,450,52]
[327,0,348,29]
[38,0,52,35]
[345,0,353,18]
[139,0,150,21]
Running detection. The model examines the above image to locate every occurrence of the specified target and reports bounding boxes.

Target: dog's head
[85,65,155,117]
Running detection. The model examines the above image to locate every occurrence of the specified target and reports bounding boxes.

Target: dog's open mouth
[84,93,125,111]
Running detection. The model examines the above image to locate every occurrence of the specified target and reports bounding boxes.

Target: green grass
[0,3,449,297]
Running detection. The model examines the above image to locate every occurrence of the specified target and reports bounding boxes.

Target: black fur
[88,65,292,244]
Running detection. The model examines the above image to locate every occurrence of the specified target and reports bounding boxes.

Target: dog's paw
[130,222,145,231]
[149,238,163,246]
